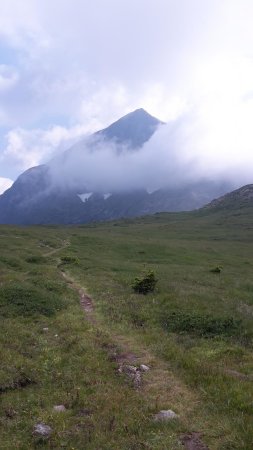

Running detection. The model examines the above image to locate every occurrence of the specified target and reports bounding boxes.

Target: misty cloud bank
[48,98,253,194]
[2,0,253,188]
[0,177,13,194]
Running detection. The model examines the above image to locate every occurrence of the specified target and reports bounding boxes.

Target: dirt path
[60,271,95,323]
[43,239,70,257]
[60,269,210,450]
[180,433,210,450]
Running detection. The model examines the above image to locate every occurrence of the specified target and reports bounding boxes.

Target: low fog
[48,96,253,194]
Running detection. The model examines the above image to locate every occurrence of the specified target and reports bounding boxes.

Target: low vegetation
[0,208,253,449]
[132,269,158,294]
[161,311,242,337]
[60,255,80,265]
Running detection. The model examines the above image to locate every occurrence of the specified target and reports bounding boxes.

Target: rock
[154,409,179,421]
[5,407,17,418]
[122,365,138,374]
[118,364,137,375]
[140,364,150,372]
[33,423,52,437]
[77,408,92,416]
[53,405,66,412]
[118,364,142,388]
[133,370,142,388]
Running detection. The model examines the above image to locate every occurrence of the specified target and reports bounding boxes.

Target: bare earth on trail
[79,289,94,314]
[180,432,210,450]
[224,369,253,381]
[60,271,95,323]
[60,267,211,449]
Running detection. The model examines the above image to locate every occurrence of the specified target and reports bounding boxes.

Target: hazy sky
[0,0,253,193]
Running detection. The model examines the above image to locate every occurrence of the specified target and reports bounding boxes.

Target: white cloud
[0,123,94,172]
[0,65,19,92]
[0,177,13,194]
[0,0,253,186]
[0,0,225,132]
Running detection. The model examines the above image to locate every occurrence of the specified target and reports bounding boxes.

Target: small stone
[133,371,142,388]
[33,423,52,437]
[140,364,150,372]
[42,327,49,332]
[53,405,66,412]
[5,407,17,418]
[54,334,58,337]
[118,365,142,388]
[77,408,92,416]
[118,364,137,375]
[154,409,179,421]
[123,365,138,375]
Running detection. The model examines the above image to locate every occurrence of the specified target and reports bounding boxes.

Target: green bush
[26,255,46,264]
[210,265,223,273]
[132,270,158,295]
[161,311,241,337]
[0,283,64,317]
[32,278,65,293]
[0,256,22,269]
[60,255,79,265]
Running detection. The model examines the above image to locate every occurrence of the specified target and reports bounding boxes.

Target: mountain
[0,109,233,225]
[204,184,253,211]
[95,107,163,148]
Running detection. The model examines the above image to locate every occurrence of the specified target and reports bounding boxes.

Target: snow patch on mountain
[146,188,157,194]
[103,193,111,200]
[78,193,93,202]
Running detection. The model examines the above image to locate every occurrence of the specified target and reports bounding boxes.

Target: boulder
[53,405,66,412]
[154,409,179,421]
[33,423,52,437]
[140,364,150,372]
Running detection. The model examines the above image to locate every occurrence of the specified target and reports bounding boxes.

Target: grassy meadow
[0,206,253,449]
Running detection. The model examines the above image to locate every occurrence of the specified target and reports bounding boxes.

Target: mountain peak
[96,108,163,148]
[125,107,154,117]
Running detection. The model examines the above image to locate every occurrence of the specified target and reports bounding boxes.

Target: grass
[0,208,252,448]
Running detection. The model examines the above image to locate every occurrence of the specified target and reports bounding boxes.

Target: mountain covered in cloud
[0,109,233,225]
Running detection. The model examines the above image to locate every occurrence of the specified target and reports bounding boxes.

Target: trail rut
[59,269,211,449]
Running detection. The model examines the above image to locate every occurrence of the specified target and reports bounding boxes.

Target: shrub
[26,255,46,264]
[60,256,79,265]
[210,265,223,273]
[161,310,241,337]
[0,283,64,317]
[0,256,22,269]
[132,270,158,295]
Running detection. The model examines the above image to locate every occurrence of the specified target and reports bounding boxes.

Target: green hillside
[0,207,253,449]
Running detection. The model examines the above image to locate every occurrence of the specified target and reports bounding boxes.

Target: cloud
[47,107,251,195]
[48,53,253,194]
[0,65,19,91]
[0,177,13,194]
[0,1,235,131]
[0,0,253,188]
[0,123,95,174]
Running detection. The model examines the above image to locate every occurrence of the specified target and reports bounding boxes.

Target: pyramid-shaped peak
[129,107,152,115]
[97,108,163,148]
[119,108,161,121]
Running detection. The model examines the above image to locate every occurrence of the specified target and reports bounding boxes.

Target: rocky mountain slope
[0,108,233,225]
[204,184,253,211]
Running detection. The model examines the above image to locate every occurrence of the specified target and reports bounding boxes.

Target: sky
[0,0,253,194]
